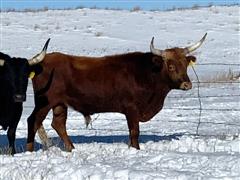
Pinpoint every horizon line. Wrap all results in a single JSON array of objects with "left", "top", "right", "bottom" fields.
[{"left": 0, "top": 3, "right": 239, "bottom": 12}]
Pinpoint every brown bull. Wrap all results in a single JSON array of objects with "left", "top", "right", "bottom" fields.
[{"left": 27, "top": 34, "right": 207, "bottom": 151}]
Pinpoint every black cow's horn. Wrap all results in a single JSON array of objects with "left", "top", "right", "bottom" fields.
[
  {"left": 184, "top": 33, "right": 207, "bottom": 54},
  {"left": 150, "top": 37, "right": 164, "bottom": 56},
  {"left": 28, "top": 38, "right": 50, "bottom": 65},
  {"left": 0, "top": 59, "right": 4, "bottom": 66}
]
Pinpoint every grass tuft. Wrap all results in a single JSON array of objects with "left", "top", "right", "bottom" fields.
[
  {"left": 130, "top": 6, "right": 141, "bottom": 12},
  {"left": 202, "top": 69, "right": 240, "bottom": 83}
]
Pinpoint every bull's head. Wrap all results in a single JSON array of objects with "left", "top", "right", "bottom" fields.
[
  {"left": 150, "top": 33, "right": 207, "bottom": 90},
  {"left": 0, "top": 39, "right": 50, "bottom": 102}
]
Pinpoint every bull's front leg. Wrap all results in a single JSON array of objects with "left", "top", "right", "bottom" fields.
[
  {"left": 125, "top": 110, "right": 140, "bottom": 149},
  {"left": 27, "top": 109, "right": 37, "bottom": 152},
  {"left": 27, "top": 105, "right": 51, "bottom": 152},
  {"left": 8, "top": 103, "right": 22, "bottom": 155},
  {"left": 7, "top": 126, "right": 17, "bottom": 155}
]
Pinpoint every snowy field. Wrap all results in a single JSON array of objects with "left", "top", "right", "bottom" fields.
[{"left": 0, "top": 6, "right": 240, "bottom": 179}]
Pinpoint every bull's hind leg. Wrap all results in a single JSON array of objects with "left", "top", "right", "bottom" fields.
[
  {"left": 27, "top": 105, "right": 51, "bottom": 152},
  {"left": 51, "top": 104, "right": 74, "bottom": 152}
]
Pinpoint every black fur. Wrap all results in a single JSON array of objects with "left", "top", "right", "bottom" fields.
[{"left": 0, "top": 52, "right": 50, "bottom": 154}]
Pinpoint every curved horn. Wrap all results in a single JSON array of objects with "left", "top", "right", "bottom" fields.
[
  {"left": 150, "top": 37, "right": 164, "bottom": 56},
  {"left": 28, "top": 38, "right": 50, "bottom": 65},
  {"left": 0, "top": 59, "right": 5, "bottom": 66},
  {"left": 184, "top": 33, "right": 207, "bottom": 54}
]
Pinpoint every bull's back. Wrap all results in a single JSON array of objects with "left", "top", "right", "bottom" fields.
[{"left": 34, "top": 52, "right": 136, "bottom": 113}]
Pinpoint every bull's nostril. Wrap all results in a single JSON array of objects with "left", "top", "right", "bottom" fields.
[
  {"left": 180, "top": 82, "right": 192, "bottom": 90},
  {"left": 14, "top": 94, "right": 26, "bottom": 102},
  {"left": 185, "top": 83, "right": 192, "bottom": 90},
  {"left": 15, "top": 95, "right": 22, "bottom": 98},
  {"left": 188, "top": 83, "right": 192, "bottom": 89}
]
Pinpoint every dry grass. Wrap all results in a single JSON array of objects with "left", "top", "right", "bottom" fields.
[
  {"left": 130, "top": 6, "right": 141, "bottom": 12},
  {"left": 202, "top": 69, "right": 240, "bottom": 83},
  {"left": 94, "top": 32, "right": 103, "bottom": 37},
  {"left": 0, "top": 4, "right": 239, "bottom": 13},
  {"left": 0, "top": 147, "right": 12, "bottom": 155},
  {"left": 33, "top": 24, "right": 40, "bottom": 31}
]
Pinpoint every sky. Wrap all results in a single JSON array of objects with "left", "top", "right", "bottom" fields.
[{"left": 1, "top": 0, "right": 239, "bottom": 11}]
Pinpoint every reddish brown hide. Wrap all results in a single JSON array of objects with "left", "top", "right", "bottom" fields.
[{"left": 27, "top": 34, "right": 206, "bottom": 151}]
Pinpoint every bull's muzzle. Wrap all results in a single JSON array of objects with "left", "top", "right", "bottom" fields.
[
  {"left": 180, "top": 82, "right": 192, "bottom": 90},
  {"left": 14, "top": 94, "right": 26, "bottom": 102}
]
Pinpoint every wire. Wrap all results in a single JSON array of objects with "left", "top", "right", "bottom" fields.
[
  {"left": 192, "top": 81, "right": 240, "bottom": 84},
  {"left": 197, "top": 63, "right": 240, "bottom": 66},
  {"left": 167, "top": 94, "right": 240, "bottom": 99},
  {"left": 163, "top": 107, "right": 240, "bottom": 111},
  {"left": 168, "top": 120, "right": 240, "bottom": 127},
  {"left": 191, "top": 66, "right": 202, "bottom": 135}
]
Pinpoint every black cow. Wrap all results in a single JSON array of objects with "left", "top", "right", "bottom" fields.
[{"left": 0, "top": 39, "right": 50, "bottom": 154}]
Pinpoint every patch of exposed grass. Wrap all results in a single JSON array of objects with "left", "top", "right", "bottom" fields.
[
  {"left": 130, "top": 6, "right": 141, "bottom": 12},
  {"left": 0, "top": 147, "right": 12, "bottom": 155},
  {"left": 95, "top": 32, "right": 103, "bottom": 37},
  {"left": 202, "top": 69, "right": 240, "bottom": 83}
]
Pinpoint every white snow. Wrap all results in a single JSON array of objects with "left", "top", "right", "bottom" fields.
[{"left": 0, "top": 6, "right": 240, "bottom": 179}]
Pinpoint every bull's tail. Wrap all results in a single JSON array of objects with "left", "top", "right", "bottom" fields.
[
  {"left": 37, "top": 125, "right": 52, "bottom": 148},
  {"left": 85, "top": 115, "right": 92, "bottom": 129}
]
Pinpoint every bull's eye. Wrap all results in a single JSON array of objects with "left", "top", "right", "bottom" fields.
[{"left": 168, "top": 64, "right": 176, "bottom": 72}]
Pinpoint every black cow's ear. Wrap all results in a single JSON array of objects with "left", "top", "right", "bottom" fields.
[
  {"left": 152, "top": 56, "right": 164, "bottom": 73},
  {"left": 152, "top": 56, "right": 163, "bottom": 67},
  {"left": 29, "top": 64, "right": 43, "bottom": 76}
]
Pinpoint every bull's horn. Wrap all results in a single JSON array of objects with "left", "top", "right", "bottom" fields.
[
  {"left": 0, "top": 59, "right": 5, "bottom": 66},
  {"left": 150, "top": 37, "right": 164, "bottom": 56},
  {"left": 28, "top": 38, "right": 50, "bottom": 65},
  {"left": 184, "top": 33, "right": 207, "bottom": 54}
]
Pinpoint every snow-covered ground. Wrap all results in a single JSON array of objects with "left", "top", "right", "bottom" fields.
[{"left": 0, "top": 6, "right": 240, "bottom": 179}]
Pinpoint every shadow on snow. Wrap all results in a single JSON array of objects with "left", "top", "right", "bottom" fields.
[
  {"left": 0, "top": 133, "right": 184, "bottom": 154},
  {"left": 0, "top": 135, "right": 43, "bottom": 154}
]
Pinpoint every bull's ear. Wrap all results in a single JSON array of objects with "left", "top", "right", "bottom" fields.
[
  {"left": 152, "top": 56, "right": 163, "bottom": 67},
  {"left": 152, "top": 56, "right": 164, "bottom": 73},
  {"left": 29, "top": 64, "right": 43, "bottom": 76},
  {"left": 186, "top": 56, "right": 196, "bottom": 66}
]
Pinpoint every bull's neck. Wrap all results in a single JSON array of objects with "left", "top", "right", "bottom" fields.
[
  {"left": 158, "top": 66, "right": 172, "bottom": 94},
  {"left": 140, "top": 81, "right": 171, "bottom": 122},
  {"left": 156, "top": 82, "right": 171, "bottom": 104}
]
